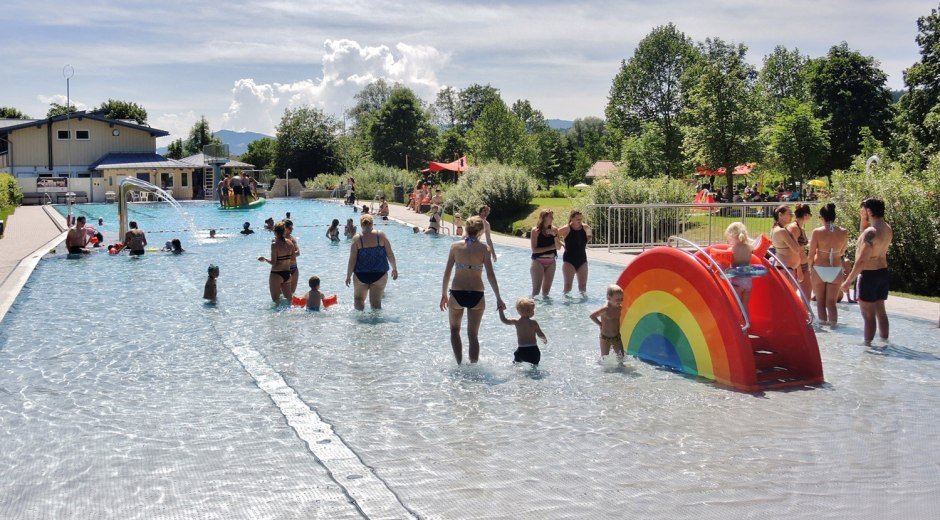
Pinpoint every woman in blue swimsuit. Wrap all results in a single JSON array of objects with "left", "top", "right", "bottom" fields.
[
  {"left": 345, "top": 214, "right": 398, "bottom": 310},
  {"left": 440, "top": 216, "right": 506, "bottom": 364},
  {"left": 257, "top": 222, "right": 296, "bottom": 303}
]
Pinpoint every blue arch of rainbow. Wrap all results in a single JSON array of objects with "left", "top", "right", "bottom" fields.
[{"left": 617, "top": 247, "right": 753, "bottom": 388}]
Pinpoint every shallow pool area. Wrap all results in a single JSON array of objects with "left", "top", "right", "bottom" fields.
[{"left": 1, "top": 199, "right": 938, "bottom": 519}]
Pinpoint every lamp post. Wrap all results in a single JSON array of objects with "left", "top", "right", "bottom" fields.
[
  {"left": 285, "top": 168, "right": 291, "bottom": 197},
  {"left": 63, "top": 65, "right": 74, "bottom": 179}
]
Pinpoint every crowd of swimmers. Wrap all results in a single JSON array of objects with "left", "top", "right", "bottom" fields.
[
  {"left": 217, "top": 173, "right": 259, "bottom": 207},
  {"left": 727, "top": 197, "right": 894, "bottom": 348}
]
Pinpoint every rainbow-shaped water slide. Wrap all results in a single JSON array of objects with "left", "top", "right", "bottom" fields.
[{"left": 616, "top": 244, "right": 824, "bottom": 392}]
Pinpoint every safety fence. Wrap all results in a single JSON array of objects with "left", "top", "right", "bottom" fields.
[{"left": 584, "top": 202, "right": 822, "bottom": 252}]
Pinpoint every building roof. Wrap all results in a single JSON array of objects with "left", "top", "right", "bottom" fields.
[
  {"left": 586, "top": 160, "right": 618, "bottom": 178},
  {"left": 89, "top": 153, "right": 193, "bottom": 170},
  {"left": 178, "top": 153, "right": 255, "bottom": 169},
  {"left": 0, "top": 112, "right": 169, "bottom": 137}
]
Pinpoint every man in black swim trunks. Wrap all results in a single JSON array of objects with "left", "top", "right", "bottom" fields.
[
  {"left": 65, "top": 216, "right": 90, "bottom": 255},
  {"left": 123, "top": 221, "right": 148, "bottom": 256},
  {"left": 842, "top": 198, "right": 893, "bottom": 347}
]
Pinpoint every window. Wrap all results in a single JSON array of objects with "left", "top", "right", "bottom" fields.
[
  {"left": 75, "top": 130, "right": 90, "bottom": 140},
  {"left": 57, "top": 130, "right": 70, "bottom": 140},
  {"left": 181, "top": 172, "right": 189, "bottom": 187},
  {"left": 160, "top": 172, "right": 174, "bottom": 188}
]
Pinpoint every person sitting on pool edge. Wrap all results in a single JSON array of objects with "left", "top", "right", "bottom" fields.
[
  {"left": 378, "top": 197, "right": 390, "bottom": 220},
  {"left": 499, "top": 297, "right": 548, "bottom": 366},
  {"left": 65, "top": 216, "right": 90, "bottom": 255}
]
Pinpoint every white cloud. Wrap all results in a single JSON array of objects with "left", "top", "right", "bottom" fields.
[
  {"left": 153, "top": 111, "right": 199, "bottom": 147},
  {"left": 36, "top": 94, "right": 88, "bottom": 111},
  {"left": 219, "top": 39, "right": 448, "bottom": 135}
]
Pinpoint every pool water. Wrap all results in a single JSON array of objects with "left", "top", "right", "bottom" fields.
[{"left": 0, "top": 199, "right": 938, "bottom": 519}]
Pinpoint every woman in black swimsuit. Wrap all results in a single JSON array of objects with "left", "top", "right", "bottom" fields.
[
  {"left": 529, "top": 209, "right": 560, "bottom": 297},
  {"left": 284, "top": 219, "right": 301, "bottom": 296},
  {"left": 345, "top": 214, "right": 399, "bottom": 310},
  {"left": 558, "top": 209, "right": 593, "bottom": 295},
  {"left": 441, "top": 216, "right": 506, "bottom": 363},
  {"left": 258, "top": 222, "right": 295, "bottom": 303},
  {"left": 787, "top": 203, "right": 813, "bottom": 301}
]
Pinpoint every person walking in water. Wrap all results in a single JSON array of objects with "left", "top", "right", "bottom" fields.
[
  {"left": 346, "top": 214, "right": 398, "bottom": 310},
  {"left": 478, "top": 205, "right": 497, "bottom": 262},
  {"left": 558, "top": 209, "right": 592, "bottom": 295},
  {"left": 842, "top": 198, "right": 893, "bottom": 347},
  {"left": 258, "top": 222, "right": 295, "bottom": 303},
  {"left": 124, "top": 221, "right": 148, "bottom": 256},
  {"left": 809, "top": 203, "right": 848, "bottom": 327},
  {"left": 66, "top": 216, "right": 90, "bottom": 255},
  {"left": 440, "top": 216, "right": 506, "bottom": 364}
]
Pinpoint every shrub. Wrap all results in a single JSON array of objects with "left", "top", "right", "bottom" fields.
[
  {"left": 579, "top": 169, "right": 693, "bottom": 246},
  {"left": 445, "top": 162, "right": 536, "bottom": 216},
  {"left": 346, "top": 162, "right": 418, "bottom": 201},
  {"left": 0, "top": 173, "right": 23, "bottom": 222},
  {"left": 535, "top": 185, "right": 579, "bottom": 198},
  {"left": 304, "top": 174, "right": 344, "bottom": 190},
  {"left": 828, "top": 162, "right": 940, "bottom": 296}
]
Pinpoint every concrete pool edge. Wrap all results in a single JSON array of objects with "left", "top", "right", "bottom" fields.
[{"left": 0, "top": 206, "right": 68, "bottom": 323}]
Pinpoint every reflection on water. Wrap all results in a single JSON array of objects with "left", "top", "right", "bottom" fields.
[{"left": 0, "top": 200, "right": 937, "bottom": 519}]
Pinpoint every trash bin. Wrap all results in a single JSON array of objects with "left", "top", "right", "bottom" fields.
[{"left": 393, "top": 185, "right": 404, "bottom": 203}]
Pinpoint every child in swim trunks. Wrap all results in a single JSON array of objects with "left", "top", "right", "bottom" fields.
[
  {"left": 304, "top": 276, "right": 324, "bottom": 311},
  {"left": 204, "top": 264, "right": 219, "bottom": 302},
  {"left": 590, "top": 285, "right": 625, "bottom": 360},
  {"left": 499, "top": 297, "right": 547, "bottom": 366},
  {"left": 725, "top": 222, "right": 756, "bottom": 310}
]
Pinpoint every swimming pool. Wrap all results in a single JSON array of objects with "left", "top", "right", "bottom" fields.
[{"left": 0, "top": 199, "right": 938, "bottom": 519}]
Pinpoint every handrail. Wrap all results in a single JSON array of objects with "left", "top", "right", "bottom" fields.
[
  {"left": 43, "top": 192, "right": 53, "bottom": 205},
  {"left": 667, "top": 235, "right": 751, "bottom": 333},
  {"left": 764, "top": 250, "right": 817, "bottom": 327}
]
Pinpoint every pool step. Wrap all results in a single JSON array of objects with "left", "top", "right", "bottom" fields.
[{"left": 753, "top": 350, "right": 784, "bottom": 369}]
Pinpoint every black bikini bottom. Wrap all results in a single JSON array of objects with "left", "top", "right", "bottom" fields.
[
  {"left": 355, "top": 272, "right": 386, "bottom": 285},
  {"left": 271, "top": 270, "right": 291, "bottom": 283},
  {"left": 450, "top": 290, "right": 484, "bottom": 309}
]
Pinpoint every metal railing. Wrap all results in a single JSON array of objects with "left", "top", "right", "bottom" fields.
[
  {"left": 668, "top": 236, "right": 751, "bottom": 332},
  {"left": 584, "top": 202, "right": 822, "bottom": 252}
]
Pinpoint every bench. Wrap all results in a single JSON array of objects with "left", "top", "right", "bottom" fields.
[
  {"left": 56, "top": 191, "right": 88, "bottom": 203},
  {"left": 21, "top": 192, "right": 49, "bottom": 205}
]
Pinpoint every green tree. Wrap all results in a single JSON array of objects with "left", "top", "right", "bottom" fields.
[
  {"left": 165, "top": 138, "right": 185, "bottom": 159},
  {"left": 682, "top": 38, "right": 764, "bottom": 198},
  {"left": 46, "top": 103, "right": 77, "bottom": 118},
  {"left": 274, "top": 106, "right": 341, "bottom": 182},
  {"left": 511, "top": 99, "right": 549, "bottom": 133},
  {"left": 466, "top": 100, "right": 526, "bottom": 164},
  {"left": 606, "top": 23, "right": 699, "bottom": 176},
  {"left": 0, "top": 107, "right": 30, "bottom": 119},
  {"left": 457, "top": 83, "right": 502, "bottom": 132},
  {"left": 369, "top": 87, "right": 439, "bottom": 169},
  {"left": 566, "top": 117, "right": 606, "bottom": 149},
  {"left": 898, "top": 6, "right": 940, "bottom": 162},
  {"left": 437, "top": 127, "right": 468, "bottom": 161},
  {"left": 520, "top": 127, "right": 572, "bottom": 185},
  {"left": 240, "top": 137, "right": 277, "bottom": 170},
  {"left": 336, "top": 134, "right": 369, "bottom": 173},
  {"left": 765, "top": 98, "right": 829, "bottom": 189},
  {"left": 347, "top": 79, "right": 394, "bottom": 134},
  {"left": 184, "top": 116, "right": 222, "bottom": 156},
  {"left": 758, "top": 46, "right": 810, "bottom": 115},
  {"left": 805, "top": 42, "right": 893, "bottom": 172},
  {"left": 433, "top": 86, "right": 460, "bottom": 129},
  {"left": 620, "top": 123, "right": 670, "bottom": 178},
  {"left": 93, "top": 99, "right": 148, "bottom": 124}
]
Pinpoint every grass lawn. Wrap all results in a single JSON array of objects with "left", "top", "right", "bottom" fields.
[
  {"left": 889, "top": 291, "right": 940, "bottom": 304},
  {"left": 489, "top": 197, "right": 578, "bottom": 235},
  {"left": 0, "top": 205, "right": 15, "bottom": 237},
  {"left": 679, "top": 213, "right": 776, "bottom": 244}
]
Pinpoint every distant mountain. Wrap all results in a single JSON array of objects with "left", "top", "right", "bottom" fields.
[
  {"left": 158, "top": 129, "right": 273, "bottom": 156},
  {"left": 890, "top": 89, "right": 904, "bottom": 104},
  {"left": 547, "top": 119, "right": 573, "bottom": 131}
]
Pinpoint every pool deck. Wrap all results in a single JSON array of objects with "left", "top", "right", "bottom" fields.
[
  {"left": 0, "top": 205, "right": 68, "bottom": 322},
  {"left": 0, "top": 199, "right": 936, "bottom": 326}
]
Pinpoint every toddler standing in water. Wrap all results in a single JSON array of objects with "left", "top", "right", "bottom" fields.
[
  {"left": 724, "top": 222, "right": 756, "bottom": 310},
  {"left": 304, "top": 276, "right": 324, "bottom": 311},
  {"left": 204, "top": 264, "right": 219, "bottom": 302},
  {"left": 499, "top": 297, "right": 547, "bottom": 366},
  {"left": 590, "top": 285, "right": 625, "bottom": 360}
]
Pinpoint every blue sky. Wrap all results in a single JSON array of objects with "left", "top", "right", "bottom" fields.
[{"left": 2, "top": 0, "right": 934, "bottom": 145}]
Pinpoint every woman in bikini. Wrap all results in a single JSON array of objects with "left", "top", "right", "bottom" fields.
[
  {"left": 440, "top": 216, "right": 506, "bottom": 364},
  {"left": 770, "top": 205, "right": 805, "bottom": 293},
  {"left": 787, "top": 203, "right": 814, "bottom": 301},
  {"left": 529, "top": 209, "right": 561, "bottom": 297},
  {"left": 425, "top": 205, "right": 441, "bottom": 234},
  {"left": 345, "top": 214, "right": 398, "bottom": 310},
  {"left": 808, "top": 203, "right": 848, "bottom": 326},
  {"left": 258, "top": 222, "right": 295, "bottom": 303},
  {"left": 558, "top": 209, "right": 593, "bottom": 296},
  {"left": 284, "top": 219, "right": 301, "bottom": 296}
]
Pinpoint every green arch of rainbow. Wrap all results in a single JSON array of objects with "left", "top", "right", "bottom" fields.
[{"left": 618, "top": 253, "right": 746, "bottom": 386}]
